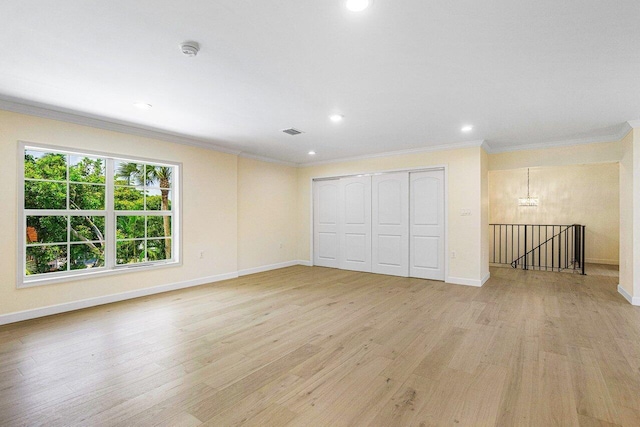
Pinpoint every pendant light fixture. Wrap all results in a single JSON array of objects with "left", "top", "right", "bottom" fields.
[{"left": 518, "top": 168, "right": 539, "bottom": 207}]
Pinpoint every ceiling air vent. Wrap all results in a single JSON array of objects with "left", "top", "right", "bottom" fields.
[{"left": 282, "top": 128, "right": 303, "bottom": 136}]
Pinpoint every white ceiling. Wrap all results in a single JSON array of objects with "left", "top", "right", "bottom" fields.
[{"left": 1, "top": 0, "right": 639, "bottom": 164}]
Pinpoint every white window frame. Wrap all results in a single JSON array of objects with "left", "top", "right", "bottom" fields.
[{"left": 17, "top": 141, "right": 182, "bottom": 288}]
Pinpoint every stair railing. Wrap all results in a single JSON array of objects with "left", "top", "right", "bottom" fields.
[{"left": 489, "top": 224, "right": 586, "bottom": 274}]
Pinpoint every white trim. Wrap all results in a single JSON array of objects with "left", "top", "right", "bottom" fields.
[
  {"left": 485, "top": 125, "right": 632, "bottom": 154},
  {"left": 0, "top": 96, "right": 241, "bottom": 156},
  {"left": 19, "top": 261, "right": 182, "bottom": 288},
  {"left": 238, "top": 260, "right": 300, "bottom": 276},
  {"left": 238, "top": 152, "right": 298, "bottom": 168},
  {"left": 309, "top": 176, "right": 315, "bottom": 268},
  {"left": 310, "top": 164, "right": 447, "bottom": 182},
  {"left": 446, "top": 276, "right": 484, "bottom": 287},
  {"left": 480, "top": 140, "right": 492, "bottom": 153},
  {"left": 585, "top": 258, "right": 619, "bottom": 266},
  {"left": 5, "top": 96, "right": 634, "bottom": 165},
  {"left": 0, "top": 272, "right": 238, "bottom": 326},
  {"left": 627, "top": 120, "right": 640, "bottom": 129},
  {"left": 617, "top": 284, "right": 639, "bottom": 306},
  {"left": 297, "top": 260, "right": 312, "bottom": 267},
  {"left": 2, "top": 96, "right": 635, "bottom": 165},
  {"left": 481, "top": 272, "right": 490, "bottom": 286},
  {"left": 301, "top": 141, "right": 484, "bottom": 167},
  {"left": 443, "top": 167, "right": 450, "bottom": 284},
  {"left": 18, "top": 141, "right": 183, "bottom": 288}
]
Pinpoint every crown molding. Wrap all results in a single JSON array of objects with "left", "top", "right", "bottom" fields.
[
  {"left": 627, "top": 119, "right": 640, "bottom": 129},
  {"left": 2, "top": 95, "right": 635, "bottom": 165},
  {"left": 238, "top": 152, "right": 298, "bottom": 167},
  {"left": 0, "top": 96, "right": 242, "bottom": 156},
  {"left": 487, "top": 124, "right": 632, "bottom": 154},
  {"left": 300, "top": 139, "right": 485, "bottom": 167},
  {"left": 480, "top": 140, "right": 493, "bottom": 153}
]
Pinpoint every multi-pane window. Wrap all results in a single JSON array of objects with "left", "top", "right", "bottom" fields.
[
  {"left": 114, "top": 162, "right": 173, "bottom": 265},
  {"left": 21, "top": 144, "right": 179, "bottom": 286}
]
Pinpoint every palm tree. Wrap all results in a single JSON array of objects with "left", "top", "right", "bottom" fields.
[{"left": 117, "top": 163, "right": 172, "bottom": 259}]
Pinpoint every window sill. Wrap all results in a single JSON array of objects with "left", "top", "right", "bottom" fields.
[{"left": 18, "top": 260, "right": 182, "bottom": 289}]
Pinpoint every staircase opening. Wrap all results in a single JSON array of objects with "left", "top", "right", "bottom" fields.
[
  {"left": 488, "top": 164, "right": 620, "bottom": 277},
  {"left": 489, "top": 224, "right": 586, "bottom": 274}
]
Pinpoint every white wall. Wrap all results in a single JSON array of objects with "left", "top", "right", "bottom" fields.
[{"left": 489, "top": 163, "right": 620, "bottom": 265}]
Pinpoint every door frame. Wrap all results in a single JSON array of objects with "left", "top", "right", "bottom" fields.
[{"left": 310, "top": 165, "right": 449, "bottom": 282}]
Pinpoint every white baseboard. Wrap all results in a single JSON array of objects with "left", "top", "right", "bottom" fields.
[
  {"left": 481, "top": 272, "right": 491, "bottom": 286},
  {"left": 618, "top": 285, "right": 640, "bottom": 306},
  {"left": 0, "top": 261, "right": 315, "bottom": 326},
  {"left": 297, "top": 260, "right": 312, "bottom": 267},
  {"left": 586, "top": 258, "right": 619, "bottom": 265},
  {"left": 446, "top": 276, "right": 484, "bottom": 287},
  {"left": 0, "top": 272, "right": 238, "bottom": 326},
  {"left": 238, "top": 260, "right": 300, "bottom": 276}
]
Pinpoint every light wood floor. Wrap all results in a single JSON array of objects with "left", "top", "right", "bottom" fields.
[{"left": 1, "top": 266, "right": 639, "bottom": 426}]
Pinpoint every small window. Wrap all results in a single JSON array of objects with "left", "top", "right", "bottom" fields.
[{"left": 20, "top": 143, "right": 180, "bottom": 286}]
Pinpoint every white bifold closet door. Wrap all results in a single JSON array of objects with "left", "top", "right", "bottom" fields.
[
  {"left": 339, "top": 176, "right": 372, "bottom": 272},
  {"left": 410, "top": 170, "right": 445, "bottom": 280},
  {"left": 313, "top": 179, "right": 340, "bottom": 268},
  {"left": 372, "top": 172, "right": 409, "bottom": 276}
]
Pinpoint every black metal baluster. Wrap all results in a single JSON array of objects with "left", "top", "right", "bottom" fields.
[
  {"left": 524, "top": 225, "right": 528, "bottom": 270},
  {"left": 565, "top": 227, "right": 568, "bottom": 269},
  {"left": 538, "top": 226, "right": 541, "bottom": 269},
  {"left": 551, "top": 227, "right": 555, "bottom": 271},
  {"left": 545, "top": 226, "right": 548, "bottom": 270},
  {"left": 492, "top": 225, "right": 495, "bottom": 263},
  {"left": 580, "top": 225, "right": 586, "bottom": 276},
  {"left": 511, "top": 225, "right": 514, "bottom": 265},
  {"left": 557, "top": 226, "right": 561, "bottom": 271}
]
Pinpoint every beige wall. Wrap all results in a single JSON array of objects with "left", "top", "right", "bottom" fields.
[
  {"left": 297, "top": 147, "right": 485, "bottom": 285},
  {"left": 3, "top": 107, "right": 636, "bottom": 317},
  {"left": 237, "top": 157, "right": 298, "bottom": 271},
  {"left": 489, "top": 163, "right": 620, "bottom": 264},
  {"left": 0, "top": 109, "right": 240, "bottom": 315}
]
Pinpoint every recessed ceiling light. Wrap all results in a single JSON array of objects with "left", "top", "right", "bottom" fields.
[
  {"left": 346, "top": 0, "right": 371, "bottom": 12},
  {"left": 308, "top": 151, "right": 316, "bottom": 155},
  {"left": 133, "top": 102, "right": 152, "bottom": 110},
  {"left": 329, "top": 114, "right": 344, "bottom": 122},
  {"left": 461, "top": 125, "right": 474, "bottom": 132}
]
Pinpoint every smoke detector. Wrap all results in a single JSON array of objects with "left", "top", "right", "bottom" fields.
[{"left": 180, "top": 41, "right": 200, "bottom": 57}]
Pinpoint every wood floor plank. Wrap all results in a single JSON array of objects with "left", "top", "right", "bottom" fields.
[{"left": 0, "top": 265, "right": 638, "bottom": 426}]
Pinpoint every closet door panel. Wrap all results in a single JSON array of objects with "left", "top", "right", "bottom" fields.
[
  {"left": 313, "top": 180, "right": 340, "bottom": 268},
  {"left": 410, "top": 170, "right": 445, "bottom": 280},
  {"left": 339, "top": 176, "right": 372, "bottom": 272},
  {"left": 372, "top": 172, "right": 409, "bottom": 277}
]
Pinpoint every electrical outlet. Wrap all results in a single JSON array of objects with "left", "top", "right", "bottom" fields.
[
  {"left": 451, "top": 251, "right": 456, "bottom": 259},
  {"left": 279, "top": 242, "right": 283, "bottom": 249},
  {"left": 460, "top": 209, "right": 472, "bottom": 216},
  {"left": 199, "top": 250, "right": 205, "bottom": 259}
]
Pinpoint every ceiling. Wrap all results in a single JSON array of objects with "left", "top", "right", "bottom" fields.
[{"left": 1, "top": 0, "right": 639, "bottom": 165}]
